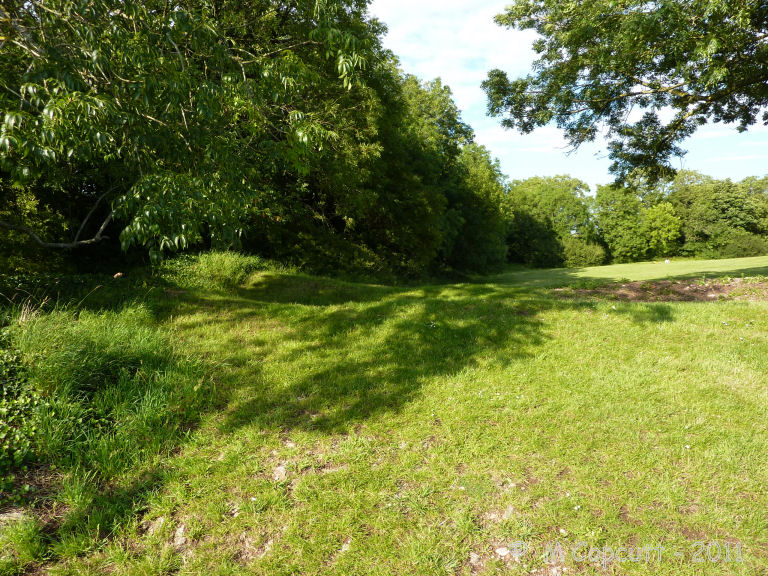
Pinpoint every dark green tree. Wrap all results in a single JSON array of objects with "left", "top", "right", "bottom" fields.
[
  {"left": 508, "top": 176, "right": 596, "bottom": 240},
  {"left": 0, "top": 0, "right": 371, "bottom": 259},
  {"left": 442, "top": 144, "right": 508, "bottom": 272},
  {"left": 667, "top": 171, "right": 767, "bottom": 256},
  {"left": 503, "top": 176, "right": 604, "bottom": 268},
  {"left": 594, "top": 185, "right": 649, "bottom": 262}
]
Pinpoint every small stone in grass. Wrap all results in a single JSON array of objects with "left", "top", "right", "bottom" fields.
[
  {"left": 495, "top": 547, "right": 510, "bottom": 558},
  {"left": 173, "top": 524, "right": 187, "bottom": 549},
  {"left": 273, "top": 465, "right": 288, "bottom": 481},
  {"left": 146, "top": 515, "right": 165, "bottom": 536},
  {"left": 0, "top": 510, "right": 27, "bottom": 524}
]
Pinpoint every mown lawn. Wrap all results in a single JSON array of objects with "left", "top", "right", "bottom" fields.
[
  {"left": 489, "top": 254, "right": 768, "bottom": 287},
  {"left": 2, "top": 254, "right": 768, "bottom": 575}
]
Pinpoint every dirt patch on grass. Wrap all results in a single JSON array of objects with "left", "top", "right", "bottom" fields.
[
  {"left": 1, "top": 464, "right": 65, "bottom": 533},
  {"left": 618, "top": 505, "right": 642, "bottom": 526},
  {"left": 555, "top": 277, "right": 768, "bottom": 302},
  {"left": 681, "top": 526, "right": 707, "bottom": 541}
]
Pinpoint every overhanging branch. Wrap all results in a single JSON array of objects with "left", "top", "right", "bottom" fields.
[{"left": 0, "top": 211, "right": 113, "bottom": 249}]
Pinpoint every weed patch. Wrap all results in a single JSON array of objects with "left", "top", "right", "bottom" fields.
[{"left": 0, "top": 302, "right": 211, "bottom": 571}]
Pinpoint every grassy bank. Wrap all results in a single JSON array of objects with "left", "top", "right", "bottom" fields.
[{"left": 1, "top": 253, "right": 767, "bottom": 575}]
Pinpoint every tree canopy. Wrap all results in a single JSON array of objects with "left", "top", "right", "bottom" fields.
[
  {"left": 483, "top": 0, "right": 768, "bottom": 182},
  {"left": 2, "top": 1, "right": 767, "bottom": 276},
  {"left": 1, "top": 0, "right": 516, "bottom": 276},
  {"left": 0, "top": 0, "right": 372, "bottom": 259}
]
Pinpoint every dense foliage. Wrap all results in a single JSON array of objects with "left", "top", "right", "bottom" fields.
[
  {"left": 1, "top": 1, "right": 766, "bottom": 276},
  {"left": 0, "top": 0, "right": 513, "bottom": 276},
  {"left": 1, "top": 0, "right": 375, "bottom": 257},
  {"left": 242, "top": 72, "right": 510, "bottom": 276},
  {"left": 594, "top": 172, "right": 768, "bottom": 263},
  {"left": 506, "top": 172, "right": 768, "bottom": 267},
  {"left": 0, "top": 319, "right": 41, "bottom": 482},
  {"left": 484, "top": 0, "right": 768, "bottom": 182},
  {"left": 504, "top": 176, "right": 605, "bottom": 268}
]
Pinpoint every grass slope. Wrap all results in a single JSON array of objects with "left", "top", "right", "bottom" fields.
[{"left": 2, "top": 254, "right": 767, "bottom": 575}]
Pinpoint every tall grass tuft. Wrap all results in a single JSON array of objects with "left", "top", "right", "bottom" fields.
[
  {"left": 160, "top": 251, "right": 279, "bottom": 292},
  {"left": 0, "top": 300, "right": 210, "bottom": 570},
  {"left": 0, "top": 252, "right": 283, "bottom": 570},
  {"left": 0, "top": 515, "right": 46, "bottom": 573}
]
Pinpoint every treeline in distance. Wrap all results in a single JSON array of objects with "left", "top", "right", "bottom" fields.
[{"left": 1, "top": 1, "right": 766, "bottom": 277}]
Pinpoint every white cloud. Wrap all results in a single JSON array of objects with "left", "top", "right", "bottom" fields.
[
  {"left": 695, "top": 121, "right": 768, "bottom": 140},
  {"left": 369, "top": 0, "right": 537, "bottom": 110}
]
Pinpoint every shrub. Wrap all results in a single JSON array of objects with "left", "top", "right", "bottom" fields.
[
  {"left": 561, "top": 236, "right": 607, "bottom": 268},
  {"left": 160, "top": 251, "right": 274, "bottom": 291},
  {"left": 720, "top": 230, "right": 768, "bottom": 259}
]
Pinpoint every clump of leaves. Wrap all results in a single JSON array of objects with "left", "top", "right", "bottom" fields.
[{"left": 0, "top": 318, "right": 44, "bottom": 498}]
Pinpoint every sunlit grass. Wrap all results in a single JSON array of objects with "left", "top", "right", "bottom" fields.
[
  {"left": 490, "top": 254, "right": 768, "bottom": 287},
  {"left": 2, "top": 253, "right": 767, "bottom": 575}
]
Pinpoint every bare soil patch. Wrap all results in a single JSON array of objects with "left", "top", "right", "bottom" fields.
[{"left": 555, "top": 277, "right": 768, "bottom": 302}]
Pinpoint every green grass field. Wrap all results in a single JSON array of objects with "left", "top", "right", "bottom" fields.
[
  {"left": 489, "top": 255, "right": 768, "bottom": 287},
  {"left": 2, "top": 254, "right": 768, "bottom": 575}
]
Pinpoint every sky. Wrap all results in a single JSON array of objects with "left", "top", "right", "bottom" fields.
[{"left": 367, "top": 0, "right": 768, "bottom": 192}]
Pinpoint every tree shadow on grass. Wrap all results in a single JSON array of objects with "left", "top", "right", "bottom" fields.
[
  {"left": 613, "top": 302, "right": 675, "bottom": 324},
  {"left": 164, "top": 273, "right": 627, "bottom": 435},
  {"left": 53, "top": 467, "right": 167, "bottom": 541},
  {"left": 2, "top": 267, "right": 685, "bottom": 570}
]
